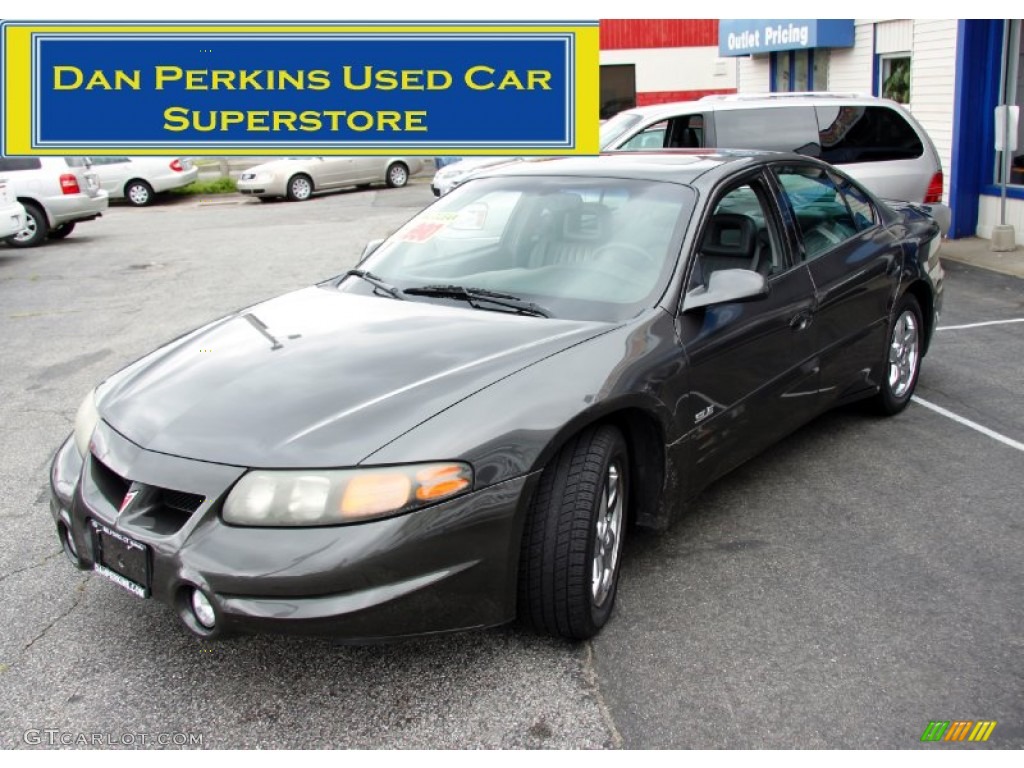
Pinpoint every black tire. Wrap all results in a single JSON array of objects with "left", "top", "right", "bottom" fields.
[
  {"left": 124, "top": 179, "right": 154, "bottom": 207},
  {"left": 48, "top": 222, "right": 76, "bottom": 240},
  {"left": 4, "top": 201, "right": 48, "bottom": 248},
  {"left": 872, "top": 293, "right": 923, "bottom": 415},
  {"left": 286, "top": 174, "right": 313, "bottom": 202},
  {"left": 385, "top": 162, "right": 409, "bottom": 189},
  {"left": 518, "top": 424, "right": 629, "bottom": 640}
]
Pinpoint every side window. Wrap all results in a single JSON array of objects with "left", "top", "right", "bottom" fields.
[
  {"left": 714, "top": 107, "right": 820, "bottom": 156},
  {"left": 0, "top": 158, "right": 42, "bottom": 172},
  {"left": 665, "top": 115, "right": 704, "bottom": 148},
  {"left": 830, "top": 172, "right": 878, "bottom": 231},
  {"left": 815, "top": 105, "right": 924, "bottom": 163},
  {"left": 689, "top": 179, "right": 783, "bottom": 290},
  {"left": 619, "top": 121, "right": 667, "bottom": 150},
  {"left": 775, "top": 167, "right": 859, "bottom": 262}
]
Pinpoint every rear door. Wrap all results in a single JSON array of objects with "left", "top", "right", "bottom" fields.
[
  {"left": 86, "top": 156, "right": 131, "bottom": 196},
  {"left": 676, "top": 169, "right": 819, "bottom": 484},
  {"left": 769, "top": 163, "right": 901, "bottom": 404},
  {"left": 712, "top": 106, "right": 820, "bottom": 155}
]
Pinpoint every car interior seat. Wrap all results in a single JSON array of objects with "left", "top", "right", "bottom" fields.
[
  {"left": 526, "top": 197, "right": 610, "bottom": 268},
  {"left": 697, "top": 213, "right": 758, "bottom": 282}
]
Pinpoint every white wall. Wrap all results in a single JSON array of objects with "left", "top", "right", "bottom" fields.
[
  {"left": 599, "top": 46, "right": 736, "bottom": 93},
  {"left": 977, "top": 197, "right": 1024, "bottom": 245},
  {"left": 736, "top": 53, "right": 770, "bottom": 92}
]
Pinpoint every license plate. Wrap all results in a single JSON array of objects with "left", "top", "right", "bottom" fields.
[{"left": 90, "top": 520, "right": 150, "bottom": 598}]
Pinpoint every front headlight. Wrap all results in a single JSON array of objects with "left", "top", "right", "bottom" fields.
[
  {"left": 222, "top": 462, "right": 473, "bottom": 526},
  {"left": 73, "top": 389, "right": 100, "bottom": 457}
]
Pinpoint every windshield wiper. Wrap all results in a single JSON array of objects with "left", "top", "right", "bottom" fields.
[
  {"left": 343, "top": 269, "right": 404, "bottom": 300},
  {"left": 404, "top": 284, "right": 550, "bottom": 318}
]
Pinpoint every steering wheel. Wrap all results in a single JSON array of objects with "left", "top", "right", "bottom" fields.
[{"left": 592, "top": 242, "right": 658, "bottom": 269}]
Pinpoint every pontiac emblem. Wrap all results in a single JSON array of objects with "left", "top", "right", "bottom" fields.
[{"left": 119, "top": 490, "right": 138, "bottom": 514}]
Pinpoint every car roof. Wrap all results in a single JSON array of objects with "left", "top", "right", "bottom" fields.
[
  {"left": 478, "top": 149, "right": 813, "bottom": 186},
  {"left": 617, "top": 92, "right": 900, "bottom": 121}
]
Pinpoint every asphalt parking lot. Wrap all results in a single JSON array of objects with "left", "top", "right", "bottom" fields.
[{"left": 1, "top": 184, "right": 1021, "bottom": 749}]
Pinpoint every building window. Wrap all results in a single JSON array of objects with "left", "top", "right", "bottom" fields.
[
  {"left": 600, "top": 64, "right": 636, "bottom": 120},
  {"left": 998, "top": 19, "right": 1023, "bottom": 186},
  {"left": 879, "top": 55, "right": 911, "bottom": 104},
  {"left": 771, "top": 50, "right": 826, "bottom": 92}
]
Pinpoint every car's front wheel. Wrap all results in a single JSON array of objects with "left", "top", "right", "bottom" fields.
[
  {"left": 518, "top": 424, "right": 628, "bottom": 640},
  {"left": 286, "top": 174, "right": 313, "bottom": 202},
  {"left": 4, "top": 201, "right": 49, "bottom": 248},
  {"left": 125, "top": 179, "right": 154, "bottom": 206},
  {"left": 385, "top": 162, "right": 409, "bottom": 188},
  {"left": 872, "top": 293, "right": 923, "bottom": 415}
]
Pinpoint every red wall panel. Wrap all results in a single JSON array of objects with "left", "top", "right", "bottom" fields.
[
  {"left": 635, "top": 88, "right": 735, "bottom": 106},
  {"left": 600, "top": 19, "right": 719, "bottom": 50}
]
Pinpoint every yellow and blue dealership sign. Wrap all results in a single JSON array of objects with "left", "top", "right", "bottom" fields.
[{"left": 1, "top": 22, "right": 599, "bottom": 155}]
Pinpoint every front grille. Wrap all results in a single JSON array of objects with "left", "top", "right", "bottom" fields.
[
  {"left": 87, "top": 457, "right": 205, "bottom": 536},
  {"left": 160, "top": 489, "right": 205, "bottom": 515},
  {"left": 91, "top": 456, "right": 131, "bottom": 508}
]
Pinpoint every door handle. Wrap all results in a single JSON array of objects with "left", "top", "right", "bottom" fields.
[{"left": 789, "top": 311, "right": 812, "bottom": 331}]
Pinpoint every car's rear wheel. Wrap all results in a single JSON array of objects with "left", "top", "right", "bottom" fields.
[
  {"left": 385, "top": 162, "right": 409, "bottom": 188},
  {"left": 4, "top": 201, "right": 48, "bottom": 248},
  {"left": 286, "top": 174, "right": 313, "bottom": 201},
  {"left": 872, "top": 293, "right": 923, "bottom": 415},
  {"left": 518, "top": 424, "right": 628, "bottom": 640},
  {"left": 48, "top": 222, "right": 76, "bottom": 240},
  {"left": 125, "top": 179, "right": 154, "bottom": 207}
]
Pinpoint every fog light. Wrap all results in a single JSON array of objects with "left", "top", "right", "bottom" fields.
[{"left": 191, "top": 589, "right": 216, "bottom": 629}]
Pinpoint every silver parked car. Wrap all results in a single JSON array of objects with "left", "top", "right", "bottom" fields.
[
  {"left": 0, "top": 157, "right": 108, "bottom": 248},
  {"left": 237, "top": 156, "right": 424, "bottom": 201},
  {"left": 0, "top": 177, "right": 27, "bottom": 240},
  {"left": 84, "top": 156, "right": 198, "bottom": 206}
]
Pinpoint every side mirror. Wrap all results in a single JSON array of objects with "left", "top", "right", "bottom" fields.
[
  {"left": 682, "top": 269, "right": 769, "bottom": 312},
  {"left": 360, "top": 238, "right": 385, "bottom": 261}
]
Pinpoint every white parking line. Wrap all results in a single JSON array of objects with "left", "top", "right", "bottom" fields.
[
  {"left": 937, "top": 318, "right": 1024, "bottom": 331},
  {"left": 911, "top": 396, "right": 1024, "bottom": 453}
]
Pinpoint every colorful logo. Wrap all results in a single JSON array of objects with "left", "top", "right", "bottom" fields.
[{"left": 921, "top": 721, "right": 997, "bottom": 742}]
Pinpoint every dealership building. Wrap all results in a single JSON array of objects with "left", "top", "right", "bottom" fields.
[{"left": 600, "top": 19, "right": 1024, "bottom": 244}]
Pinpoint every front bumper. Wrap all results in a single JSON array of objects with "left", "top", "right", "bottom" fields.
[
  {"left": 50, "top": 421, "right": 532, "bottom": 640},
  {"left": 236, "top": 177, "right": 286, "bottom": 197}
]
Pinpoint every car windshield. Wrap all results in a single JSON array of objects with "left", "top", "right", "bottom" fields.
[
  {"left": 344, "top": 175, "right": 695, "bottom": 322},
  {"left": 599, "top": 112, "right": 644, "bottom": 148}
]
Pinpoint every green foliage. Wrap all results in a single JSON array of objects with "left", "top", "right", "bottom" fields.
[
  {"left": 168, "top": 177, "right": 238, "bottom": 195},
  {"left": 883, "top": 58, "right": 911, "bottom": 104}
]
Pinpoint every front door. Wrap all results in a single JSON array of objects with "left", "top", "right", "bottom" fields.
[{"left": 676, "top": 172, "right": 820, "bottom": 485}]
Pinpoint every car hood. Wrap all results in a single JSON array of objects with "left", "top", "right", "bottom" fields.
[{"left": 97, "top": 287, "right": 610, "bottom": 468}]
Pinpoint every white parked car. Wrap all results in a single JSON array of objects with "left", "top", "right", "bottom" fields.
[
  {"left": 81, "top": 156, "right": 198, "bottom": 206},
  {"left": 0, "top": 157, "right": 108, "bottom": 248},
  {"left": 431, "top": 157, "right": 523, "bottom": 197},
  {"left": 0, "top": 177, "right": 27, "bottom": 240},
  {"left": 237, "top": 156, "right": 423, "bottom": 201}
]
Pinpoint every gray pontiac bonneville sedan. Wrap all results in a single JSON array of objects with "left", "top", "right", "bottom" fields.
[{"left": 51, "top": 151, "right": 943, "bottom": 641}]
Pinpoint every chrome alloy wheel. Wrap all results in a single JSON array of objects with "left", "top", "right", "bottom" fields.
[
  {"left": 592, "top": 461, "right": 624, "bottom": 608},
  {"left": 888, "top": 309, "right": 919, "bottom": 398},
  {"left": 11, "top": 212, "right": 38, "bottom": 243},
  {"left": 388, "top": 164, "right": 409, "bottom": 187},
  {"left": 290, "top": 176, "right": 312, "bottom": 200}
]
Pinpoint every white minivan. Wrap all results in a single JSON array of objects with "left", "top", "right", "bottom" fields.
[
  {"left": 436, "top": 93, "right": 949, "bottom": 230},
  {"left": 602, "top": 93, "right": 947, "bottom": 213}
]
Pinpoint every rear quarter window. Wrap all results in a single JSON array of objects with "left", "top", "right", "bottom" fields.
[
  {"left": 816, "top": 105, "right": 924, "bottom": 163},
  {"left": 0, "top": 158, "right": 42, "bottom": 172}
]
